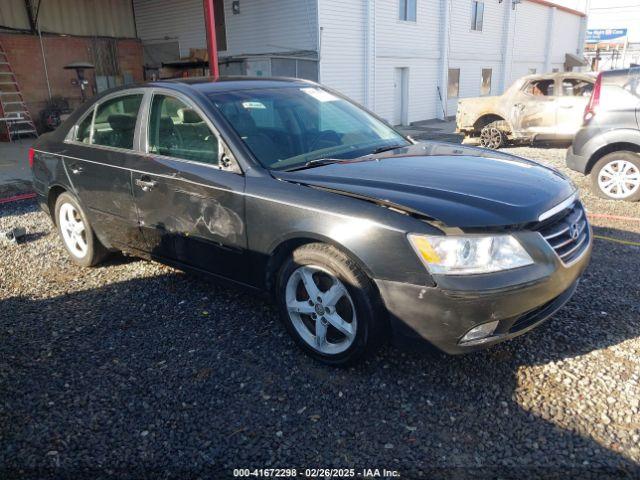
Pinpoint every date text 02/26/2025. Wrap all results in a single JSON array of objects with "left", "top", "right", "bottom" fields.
[{"left": 233, "top": 468, "right": 401, "bottom": 478}]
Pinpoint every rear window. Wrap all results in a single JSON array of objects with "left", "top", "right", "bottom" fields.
[
  {"left": 92, "top": 95, "right": 143, "bottom": 149},
  {"left": 600, "top": 70, "right": 640, "bottom": 109},
  {"left": 73, "top": 94, "right": 143, "bottom": 149}
]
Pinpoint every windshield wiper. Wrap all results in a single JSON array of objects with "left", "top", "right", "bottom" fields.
[
  {"left": 281, "top": 158, "right": 343, "bottom": 172},
  {"left": 371, "top": 144, "right": 409, "bottom": 155}
]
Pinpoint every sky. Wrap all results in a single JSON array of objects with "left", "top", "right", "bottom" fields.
[{"left": 552, "top": 0, "right": 640, "bottom": 42}]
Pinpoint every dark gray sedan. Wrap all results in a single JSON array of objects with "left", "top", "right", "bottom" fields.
[{"left": 31, "top": 78, "right": 592, "bottom": 365}]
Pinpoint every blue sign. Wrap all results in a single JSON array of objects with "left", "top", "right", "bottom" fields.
[{"left": 587, "top": 29, "right": 628, "bottom": 44}]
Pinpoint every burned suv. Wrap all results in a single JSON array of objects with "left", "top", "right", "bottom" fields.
[{"left": 457, "top": 72, "right": 595, "bottom": 149}]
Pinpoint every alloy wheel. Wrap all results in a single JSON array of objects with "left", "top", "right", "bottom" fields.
[
  {"left": 285, "top": 265, "right": 357, "bottom": 355},
  {"left": 59, "top": 202, "right": 88, "bottom": 258},
  {"left": 480, "top": 126, "right": 504, "bottom": 149},
  {"left": 598, "top": 160, "right": 640, "bottom": 199}
]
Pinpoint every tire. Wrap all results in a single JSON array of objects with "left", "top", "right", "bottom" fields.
[
  {"left": 480, "top": 121, "right": 510, "bottom": 150},
  {"left": 54, "top": 192, "right": 109, "bottom": 267},
  {"left": 276, "top": 243, "right": 387, "bottom": 366},
  {"left": 590, "top": 151, "right": 640, "bottom": 202}
]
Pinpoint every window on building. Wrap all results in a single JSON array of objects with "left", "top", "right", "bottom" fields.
[
  {"left": 270, "top": 58, "right": 319, "bottom": 82},
  {"left": 528, "top": 68, "right": 537, "bottom": 75},
  {"left": 271, "top": 58, "right": 297, "bottom": 77},
  {"left": 481, "top": 68, "right": 492, "bottom": 96},
  {"left": 92, "top": 94, "right": 143, "bottom": 150},
  {"left": 561, "top": 78, "right": 594, "bottom": 97},
  {"left": 471, "top": 1, "right": 484, "bottom": 31},
  {"left": 399, "top": 0, "right": 417, "bottom": 21},
  {"left": 448, "top": 68, "right": 460, "bottom": 98},
  {"left": 148, "top": 95, "right": 219, "bottom": 165},
  {"left": 524, "top": 79, "right": 556, "bottom": 97}
]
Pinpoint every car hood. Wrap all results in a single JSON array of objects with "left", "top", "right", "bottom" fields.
[{"left": 274, "top": 143, "right": 576, "bottom": 228}]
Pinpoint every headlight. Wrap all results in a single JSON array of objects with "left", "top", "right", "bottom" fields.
[{"left": 408, "top": 234, "right": 534, "bottom": 275}]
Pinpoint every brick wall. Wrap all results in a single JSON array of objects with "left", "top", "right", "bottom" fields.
[{"left": 0, "top": 32, "right": 143, "bottom": 131}]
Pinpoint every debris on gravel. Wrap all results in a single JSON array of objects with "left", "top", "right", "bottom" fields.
[{"left": 1, "top": 147, "right": 639, "bottom": 478}]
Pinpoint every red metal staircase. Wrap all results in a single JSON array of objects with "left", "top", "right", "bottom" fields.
[{"left": 0, "top": 40, "right": 38, "bottom": 142}]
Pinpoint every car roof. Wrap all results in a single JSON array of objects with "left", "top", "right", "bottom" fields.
[
  {"left": 85, "top": 77, "right": 318, "bottom": 104},
  {"left": 148, "top": 76, "right": 316, "bottom": 94},
  {"left": 519, "top": 72, "right": 595, "bottom": 82}
]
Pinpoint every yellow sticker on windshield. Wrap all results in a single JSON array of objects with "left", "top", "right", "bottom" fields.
[
  {"left": 301, "top": 88, "right": 338, "bottom": 102},
  {"left": 242, "top": 101, "right": 266, "bottom": 109}
]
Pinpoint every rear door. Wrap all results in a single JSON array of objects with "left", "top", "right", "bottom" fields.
[
  {"left": 129, "top": 90, "right": 248, "bottom": 282},
  {"left": 62, "top": 90, "right": 146, "bottom": 249},
  {"left": 556, "top": 76, "right": 594, "bottom": 136}
]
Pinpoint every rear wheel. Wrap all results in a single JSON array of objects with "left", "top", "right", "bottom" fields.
[
  {"left": 276, "top": 243, "right": 386, "bottom": 366},
  {"left": 480, "top": 121, "right": 510, "bottom": 150},
  {"left": 55, "top": 192, "right": 109, "bottom": 266},
  {"left": 591, "top": 152, "right": 640, "bottom": 201}
]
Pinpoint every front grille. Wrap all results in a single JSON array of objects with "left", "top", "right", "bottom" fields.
[{"left": 537, "top": 201, "right": 590, "bottom": 265}]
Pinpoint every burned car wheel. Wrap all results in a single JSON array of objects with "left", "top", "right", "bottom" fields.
[
  {"left": 277, "top": 243, "right": 386, "bottom": 366},
  {"left": 591, "top": 152, "right": 640, "bottom": 202},
  {"left": 480, "top": 121, "right": 509, "bottom": 150}
]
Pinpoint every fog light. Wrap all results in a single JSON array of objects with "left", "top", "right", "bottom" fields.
[{"left": 460, "top": 321, "right": 499, "bottom": 344}]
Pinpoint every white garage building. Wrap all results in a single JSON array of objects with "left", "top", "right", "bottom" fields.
[{"left": 133, "top": 0, "right": 587, "bottom": 125}]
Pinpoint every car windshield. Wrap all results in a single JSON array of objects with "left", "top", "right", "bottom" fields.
[{"left": 208, "top": 86, "right": 409, "bottom": 170}]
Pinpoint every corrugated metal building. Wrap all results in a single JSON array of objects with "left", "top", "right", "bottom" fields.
[
  {"left": 0, "top": 0, "right": 143, "bottom": 130},
  {"left": 0, "top": 0, "right": 136, "bottom": 37},
  {"left": 132, "top": 0, "right": 587, "bottom": 125}
]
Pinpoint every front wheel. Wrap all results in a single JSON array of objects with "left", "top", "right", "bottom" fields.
[
  {"left": 55, "top": 192, "right": 109, "bottom": 266},
  {"left": 590, "top": 152, "right": 640, "bottom": 201},
  {"left": 276, "top": 243, "right": 387, "bottom": 366}
]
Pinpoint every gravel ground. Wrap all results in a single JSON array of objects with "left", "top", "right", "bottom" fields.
[{"left": 1, "top": 147, "right": 640, "bottom": 479}]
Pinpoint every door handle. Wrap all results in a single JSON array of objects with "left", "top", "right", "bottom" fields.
[
  {"left": 135, "top": 177, "right": 158, "bottom": 192},
  {"left": 560, "top": 105, "right": 575, "bottom": 109},
  {"left": 70, "top": 163, "right": 83, "bottom": 174}
]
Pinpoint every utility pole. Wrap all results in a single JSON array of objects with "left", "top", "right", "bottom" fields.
[{"left": 203, "top": 0, "right": 220, "bottom": 80}]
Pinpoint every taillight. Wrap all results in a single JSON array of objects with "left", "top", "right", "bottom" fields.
[
  {"left": 28, "top": 147, "right": 35, "bottom": 168},
  {"left": 584, "top": 73, "right": 602, "bottom": 124}
]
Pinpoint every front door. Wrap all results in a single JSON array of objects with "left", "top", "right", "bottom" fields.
[
  {"left": 129, "top": 92, "right": 248, "bottom": 282},
  {"left": 62, "top": 91, "right": 146, "bottom": 249},
  {"left": 510, "top": 78, "right": 559, "bottom": 137}
]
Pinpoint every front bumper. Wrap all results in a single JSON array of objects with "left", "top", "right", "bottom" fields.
[
  {"left": 376, "top": 232, "right": 593, "bottom": 355},
  {"left": 566, "top": 145, "right": 589, "bottom": 174}
]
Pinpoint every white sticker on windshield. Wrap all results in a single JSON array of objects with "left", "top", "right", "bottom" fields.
[
  {"left": 242, "top": 101, "right": 266, "bottom": 109},
  {"left": 301, "top": 87, "right": 338, "bottom": 102}
]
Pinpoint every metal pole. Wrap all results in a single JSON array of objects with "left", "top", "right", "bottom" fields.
[
  {"left": 38, "top": 28, "right": 52, "bottom": 100},
  {"left": 203, "top": 0, "right": 219, "bottom": 80}
]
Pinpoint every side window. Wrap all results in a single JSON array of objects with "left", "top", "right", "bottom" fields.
[
  {"left": 524, "top": 80, "right": 555, "bottom": 97},
  {"left": 148, "top": 94, "right": 219, "bottom": 165},
  {"left": 399, "top": 0, "right": 416, "bottom": 21},
  {"left": 471, "top": 1, "right": 484, "bottom": 31},
  {"left": 448, "top": 68, "right": 461, "bottom": 98},
  {"left": 76, "top": 109, "right": 94, "bottom": 143},
  {"left": 480, "top": 68, "right": 492, "bottom": 96},
  {"left": 562, "top": 79, "right": 594, "bottom": 97},
  {"left": 92, "top": 94, "right": 143, "bottom": 149}
]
